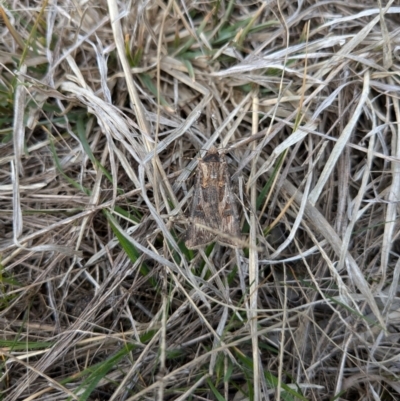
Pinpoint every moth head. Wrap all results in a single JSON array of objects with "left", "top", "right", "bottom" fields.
[{"left": 202, "top": 146, "right": 220, "bottom": 163}]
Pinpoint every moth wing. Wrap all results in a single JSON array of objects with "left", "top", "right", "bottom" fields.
[
  {"left": 217, "top": 170, "right": 241, "bottom": 248},
  {"left": 185, "top": 177, "right": 217, "bottom": 249}
]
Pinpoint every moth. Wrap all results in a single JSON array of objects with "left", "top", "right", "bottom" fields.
[{"left": 185, "top": 146, "right": 241, "bottom": 249}]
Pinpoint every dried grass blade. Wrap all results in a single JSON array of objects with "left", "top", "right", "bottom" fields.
[{"left": 308, "top": 71, "right": 370, "bottom": 205}]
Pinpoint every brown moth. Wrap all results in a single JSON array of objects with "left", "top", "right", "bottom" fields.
[{"left": 185, "top": 146, "right": 241, "bottom": 249}]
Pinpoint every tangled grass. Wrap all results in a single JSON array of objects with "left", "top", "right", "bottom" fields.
[{"left": 1, "top": 1, "right": 400, "bottom": 400}]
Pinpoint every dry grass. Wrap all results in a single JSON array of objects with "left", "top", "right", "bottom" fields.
[{"left": 1, "top": 0, "right": 400, "bottom": 400}]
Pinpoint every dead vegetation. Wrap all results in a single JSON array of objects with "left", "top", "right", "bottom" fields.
[{"left": 1, "top": 0, "right": 400, "bottom": 400}]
